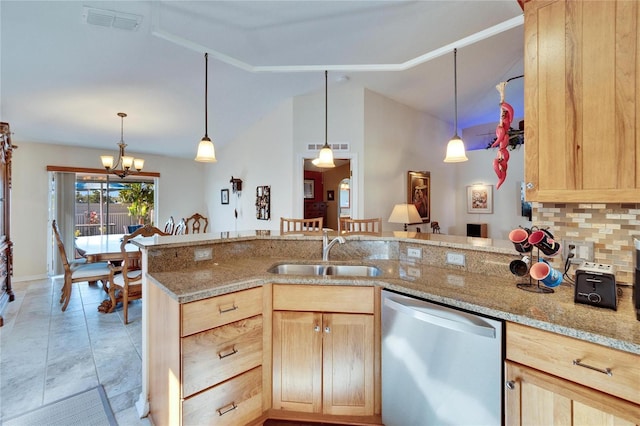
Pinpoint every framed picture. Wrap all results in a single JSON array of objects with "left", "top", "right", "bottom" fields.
[
  {"left": 221, "top": 189, "right": 229, "bottom": 205},
  {"left": 407, "top": 171, "right": 430, "bottom": 223},
  {"left": 327, "top": 190, "right": 335, "bottom": 201},
  {"left": 304, "top": 179, "right": 314, "bottom": 199},
  {"left": 467, "top": 184, "right": 493, "bottom": 214},
  {"left": 255, "top": 185, "right": 270, "bottom": 220}
]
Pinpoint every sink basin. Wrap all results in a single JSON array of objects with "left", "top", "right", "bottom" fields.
[
  {"left": 325, "top": 265, "right": 382, "bottom": 277},
  {"left": 267, "top": 263, "right": 381, "bottom": 277},
  {"left": 268, "top": 264, "right": 325, "bottom": 275}
]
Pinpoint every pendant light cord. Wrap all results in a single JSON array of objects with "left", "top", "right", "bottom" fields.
[
  {"left": 325, "top": 70, "right": 328, "bottom": 147},
  {"left": 453, "top": 48, "right": 458, "bottom": 137},
  {"left": 204, "top": 52, "right": 209, "bottom": 138}
]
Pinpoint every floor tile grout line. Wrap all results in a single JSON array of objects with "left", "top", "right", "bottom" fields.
[{"left": 80, "top": 280, "right": 103, "bottom": 391}]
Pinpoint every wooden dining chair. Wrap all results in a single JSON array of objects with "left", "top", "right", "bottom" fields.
[
  {"left": 164, "top": 216, "right": 175, "bottom": 234},
  {"left": 185, "top": 212, "right": 208, "bottom": 234},
  {"left": 340, "top": 218, "right": 382, "bottom": 235},
  {"left": 52, "top": 220, "right": 111, "bottom": 311},
  {"left": 174, "top": 218, "right": 186, "bottom": 235},
  {"left": 107, "top": 224, "right": 170, "bottom": 324},
  {"left": 280, "top": 217, "right": 324, "bottom": 235}
]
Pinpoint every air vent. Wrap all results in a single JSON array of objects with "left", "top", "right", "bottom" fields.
[
  {"left": 306, "top": 143, "right": 350, "bottom": 152},
  {"left": 82, "top": 6, "right": 143, "bottom": 31}
]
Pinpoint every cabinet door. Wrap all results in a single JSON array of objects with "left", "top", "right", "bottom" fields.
[
  {"left": 524, "top": 0, "right": 640, "bottom": 202},
  {"left": 272, "top": 311, "right": 323, "bottom": 413},
  {"left": 322, "top": 313, "right": 374, "bottom": 416},
  {"left": 505, "top": 361, "right": 640, "bottom": 425}
]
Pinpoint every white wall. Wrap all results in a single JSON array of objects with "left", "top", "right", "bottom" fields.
[
  {"left": 205, "top": 99, "right": 295, "bottom": 233},
  {"left": 451, "top": 147, "right": 531, "bottom": 239},
  {"left": 12, "top": 142, "right": 205, "bottom": 280},
  {"left": 363, "top": 89, "right": 454, "bottom": 231}
]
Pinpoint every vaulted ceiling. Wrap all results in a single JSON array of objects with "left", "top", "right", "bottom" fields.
[{"left": 1, "top": 1, "right": 524, "bottom": 160}]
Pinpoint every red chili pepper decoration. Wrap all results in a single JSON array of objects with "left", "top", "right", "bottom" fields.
[{"left": 492, "top": 82, "right": 513, "bottom": 190}]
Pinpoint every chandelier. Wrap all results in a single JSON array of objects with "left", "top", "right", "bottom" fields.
[{"left": 100, "top": 112, "right": 144, "bottom": 178}]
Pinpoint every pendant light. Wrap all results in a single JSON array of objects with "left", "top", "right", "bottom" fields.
[
  {"left": 443, "top": 48, "right": 468, "bottom": 163},
  {"left": 312, "top": 70, "right": 336, "bottom": 168},
  {"left": 100, "top": 112, "right": 144, "bottom": 178},
  {"left": 195, "top": 52, "right": 217, "bottom": 162}
]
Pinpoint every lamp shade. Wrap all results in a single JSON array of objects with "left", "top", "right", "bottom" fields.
[
  {"left": 388, "top": 203, "right": 422, "bottom": 225},
  {"left": 312, "top": 145, "right": 335, "bottom": 168},
  {"left": 443, "top": 135, "right": 468, "bottom": 162},
  {"left": 195, "top": 136, "right": 217, "bottom": 162}
]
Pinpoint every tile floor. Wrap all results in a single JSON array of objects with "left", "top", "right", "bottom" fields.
[{"left": 0, "top": 277, "right": 150, "bottom": 425}]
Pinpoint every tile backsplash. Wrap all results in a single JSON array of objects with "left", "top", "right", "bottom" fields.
[{"left": 532, "top": 203, "right": 639, "bottom": 284}]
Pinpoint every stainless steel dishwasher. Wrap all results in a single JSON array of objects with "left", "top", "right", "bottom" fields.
[{"left": 381, "top": 290, "right": 503, "bottom": 425}]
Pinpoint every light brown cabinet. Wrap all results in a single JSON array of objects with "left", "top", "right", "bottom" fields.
[
  {"left": 524, "top": 0, "right": 640, "bottom": 202},
  {"left": 505, "top": 322, "right": 640, "bottom": 425},
  {"left": 148, "top": 285, "right": 266, "bottom": 426},
  {"left": 271, "top": 284, "right": 377, "bottom": 418}
]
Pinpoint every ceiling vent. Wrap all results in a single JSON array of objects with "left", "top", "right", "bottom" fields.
[
  {"left": 307, "top": 143, "right": 350, "bottom": 152},
  {"left": 82, "top": 6, "right": 143, "bottom": 31}
]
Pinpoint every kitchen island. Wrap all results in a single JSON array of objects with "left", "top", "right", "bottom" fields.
[{"left": 133, "top": 231, "right": 640, "bottom": 425}]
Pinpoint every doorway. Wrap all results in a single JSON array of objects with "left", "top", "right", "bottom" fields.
[{"left": 303, "top": 158, "right": 351, "bottom": 231}]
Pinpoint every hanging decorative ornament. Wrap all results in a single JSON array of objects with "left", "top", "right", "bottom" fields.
[{"left": 491, "top": 81, "right": 514, "bottom": 189}]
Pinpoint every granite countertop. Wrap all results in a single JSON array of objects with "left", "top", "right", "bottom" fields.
[{"left": 147, "top": 256, "right": 640, "bottom": 355}]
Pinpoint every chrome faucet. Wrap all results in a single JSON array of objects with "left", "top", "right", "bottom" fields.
[{"left": 322, "top": 230, "right": 346, "bottom": 261}]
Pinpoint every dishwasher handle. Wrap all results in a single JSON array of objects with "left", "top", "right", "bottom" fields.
[{"left": 384, "top": 296, "right": 496, "bottom": 338}]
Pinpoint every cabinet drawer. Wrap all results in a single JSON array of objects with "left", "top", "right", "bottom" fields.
[
  {"left": 506, "top": 322, "right": 640, "bottom": 405},
  {"left": 182, "top": 315, "right": 263, "bottom": 398},
  {"left": 181, "top": 287, "right": 263, "bottom": 336},
  {"left": 182, "top": 366, "right": 263, "bottom": 426},
  {"left": 273, "top": 284, "right": 374, "bottom": 313}
]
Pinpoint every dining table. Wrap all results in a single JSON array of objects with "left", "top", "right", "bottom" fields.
[
  {"left": 74, "top": 233, "right": 139, "bottom": 263},
  {"left": 74, "top": 233, "right": 141, "bottom": 313}
]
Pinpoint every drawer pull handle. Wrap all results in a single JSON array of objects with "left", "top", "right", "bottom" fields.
[
  {"left": 573, "top": 359, "right": 612, "bottom": 376},
  {"left": 218, "top": 347, "right": 238, "bottom": 359},
  {"left": 505, "top": 380, "right": 516, "bottom": 390},
  {"left": 324, "top": 326, "right": 331, "bottom": 333},
  {"left": 216, "top": 402, "right": 237, "bottom": 416},
  {"left": 219, "top": 304, "right": 238, "bottom": 314},
  {"left": 314, "top": 325, "right": 321, "bottom": 332}
]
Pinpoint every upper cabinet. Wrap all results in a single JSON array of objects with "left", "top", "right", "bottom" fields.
[{"left": 524, "top": 0, "right": 640, "bottom": 202}]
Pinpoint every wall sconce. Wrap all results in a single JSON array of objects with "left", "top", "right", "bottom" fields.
[{"left": 230, "top": 176, "right": 243, "bottom": 193}]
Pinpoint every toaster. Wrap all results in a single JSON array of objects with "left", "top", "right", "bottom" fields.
[{"left": 574, "top": 262, "right": 617, "bottom": 310}]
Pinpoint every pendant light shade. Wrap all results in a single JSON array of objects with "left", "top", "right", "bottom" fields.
[
  {"left": 443, "top": 48, "right": 468, "bottom": 163},
  {"left": 313, "top": 70, "right": 335, "bottom": 168},
  {"left": 195, "top": 52, "right": 217, "bottom": 163}
]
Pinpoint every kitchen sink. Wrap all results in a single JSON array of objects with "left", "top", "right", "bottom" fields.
[{"left": 267, "top": 263, "right": 381, "bottom": 277}]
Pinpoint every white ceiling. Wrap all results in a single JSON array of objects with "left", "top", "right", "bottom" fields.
[{"left": 1, "top": 1, "right": 525, "bottom": 160}]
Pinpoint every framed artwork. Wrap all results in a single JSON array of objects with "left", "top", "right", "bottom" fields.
[
  {"left": 221, "top": 189, "right": 229, "bottom": 205},
  {"left": 407, "top": 171, "right": 430, "bottom": 223},
  {"left": 255, "top": 185, "right": 270, "bottom": 220},
  {"left": 327, "top": 190, "right": 335, "bottom": 201},
  {"left": 467, "top": 184, "right": 493, "bottom": 214},
  {"left": 304, "top": 179, "right": 314, "bottom": 199}
]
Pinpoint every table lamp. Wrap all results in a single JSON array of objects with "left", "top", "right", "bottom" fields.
[{"left": 388, "top": 204, "right": 422, "bottom": 231}]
